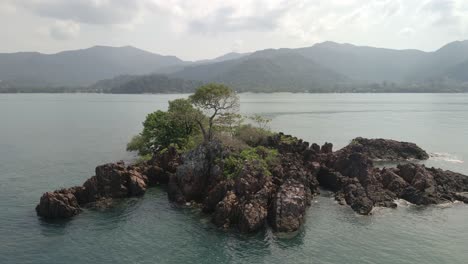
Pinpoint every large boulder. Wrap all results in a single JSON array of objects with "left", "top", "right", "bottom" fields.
[
  {"left": 212, "top": 191, "right": 238, "bottom": 228},
  {"left": 95, "top": 162, "right": 129, "bottom": 198},
  {"left": 340, "top": 178, "right": 374, "bottom": 215},
  {"left": 170, "top": 141, "right": 224, "bottom": 203},
  {"left": 238, "top": 199, "right": 268, "bottom": 233},
  {"left": 212, "top": 161, "right": 273, "bottom": 232},
  {"left": 317, "top": 167, "right": 344, "bottom": 191},
  {"left": 36, "top": 190, "right": 81, "bottom": 219},
  {"left": 333, "top": 152, "right": 373, "bottom": 182},
  {"left": 127, "top": 171, "right": 147, "bottom": 196},
  {"left": 145, "top": 165, "right": 167, "bottom": 185},
  {"left": 269, "top": 181, "right": 308, "bottom": 232},
  {"left": 320, "top": 142, "right": 333, "bottom": 154},
  {"left": 36, "top": 161, "right": 151, "bottom": 219},
  {"left": 203, "top": 180, "right": 232, "bottom": 213}
]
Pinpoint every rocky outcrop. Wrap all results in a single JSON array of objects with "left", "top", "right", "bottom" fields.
[
  {"left": 168, "top": 141, "right": 224, "bottom": 204},
  {"left": 36, "top": 134, "right": 468, "bottom": 235},
  {"left": 317, "top": 149, "right": 468, "bottom": 215},
  {"left": 36, "top": 161, "right": 158, "bottom": 219},
  {"left": 131, "top": 146, "right": 181, "bottom": 185},
  {"left": 211, "top": 161, "right": 273, "bottom": 232},
  {"left": 36, "top": 189, "right": 82, "bottom": 219},
  {"left": 341, "top": 137, "right": 429, "bottom": 161}
]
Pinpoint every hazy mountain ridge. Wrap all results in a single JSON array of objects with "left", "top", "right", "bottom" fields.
[
  {"left": 1, "top": 41, "right": 468, "bottom": 93},
  {"left": 0, "top": 46, "right": 184, "bottom": 87}
]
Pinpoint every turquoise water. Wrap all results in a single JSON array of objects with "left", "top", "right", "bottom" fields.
[{"left": 0, "top": 93, "right": 467, "bottom": 264}]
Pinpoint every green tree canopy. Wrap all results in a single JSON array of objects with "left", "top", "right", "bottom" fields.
[
  {"left": 189, "top": 83, "right": 239, "bottom": 141},
  {"left": 127, "top": 98, "right": 202, "bottom": 156}
]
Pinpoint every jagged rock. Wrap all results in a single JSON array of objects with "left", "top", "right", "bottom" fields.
[
  {"left": 151, "top": 146, "right": 181, "bottom": 173},
  {"left": 81, "top": 176, "right": 99, "bottom": 203},
  {"left": 127, "top": 171, "right": 147, "bottom": 196},
  {"left": 143, "top": 165, "right": 167, "bottom": 185},
  {"left": 212, "top": 161, "right": 273, "bottom": 232},
  {"left": 170, "top": 141, "right": 223, "bottom": 203},
  {"left": 317, "top": 167, "right": 344, "bottom": 191},
  {"left": 36, "top": 190, "right": 81, "bottom": 219},
  {"left": 380, "top": 168, "right": 409, "bottom": 195},
  {"left": 167, "top": 173, "right": 185, "bottom": 203},
  {"left": 95, "top": 162, "right": 129, "bottom": 198},
  {"left": 203, "top": 181, "right": 231, "bottom": 213},
  {"left": 342, "top": 137, "right": 429, "bottom": 161},
  {"left": 333, "top": 152, "right": 373, "bottom": 182},
  {"left": 311, "top": 143, "right": 321, "bottom": 153},
  {"left": 269, "top": 181, "right": 308, "bottom": 232},
  {"left": 212, "top": 191, "right": 238, "bottom": 228},
  {"left": 340, "top": 178, "right": 374, "bottom": 214},
  {"left": 320, "top": 142, "right": 333, "bottom": 153},
  {"left": 238, "top": 200, "right": 268, "bottom": 233},
  {"left": 454, "top": 192, "right": 468, "bottom": 203},
  {"left": 36, "top": 161, "right": 152, "bottom": 219}
]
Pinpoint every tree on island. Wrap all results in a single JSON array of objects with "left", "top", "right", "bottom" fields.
[
  {"left": 126, "top": 98, "right": 202, "bottom": 157},
  {"left": 127, "top": 83, "right": 273, "bottom": 159},
  {"left": 189, "top": 83, "right": 239, "bottom": 142}
]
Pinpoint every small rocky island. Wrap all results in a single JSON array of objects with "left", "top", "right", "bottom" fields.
[{"left": 36, "top": 84, "right": 468, "bottom": 233}]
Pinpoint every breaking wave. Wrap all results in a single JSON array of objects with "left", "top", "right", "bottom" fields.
[{"left": 430, "top": 152, "right": 464, "bottom": 164}]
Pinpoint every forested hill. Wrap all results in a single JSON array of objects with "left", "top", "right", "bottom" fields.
[
  {"left": 2, "top": 41, "right": 468, "bottom": 93},
  {"left": 0, "top": 46, "right": 185, "bottom": 87}
]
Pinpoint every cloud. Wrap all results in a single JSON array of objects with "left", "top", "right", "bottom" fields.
[
  {"left": 148, "top": 0, "right": 297, "bottom": 34},
  {"left": 18, "top": 0, "right": 147, "bottom": 25},
  {"left": 421, "top": 0, "right": 460, "bottom": 26},
  {"left": 49, "top": 20, "right": 80, "bottom": 40},
  {"left": 399, "top": 27, "right": 415, "bottom": 37},
  {"left": 271, "top": 0, "right": 403, "bottom": 43},
  {"left": 0, "top": 1, "right": 17, "bottom": 14},
  {"left": 1, "top": 0, "right": 467, "bottom": 59}
]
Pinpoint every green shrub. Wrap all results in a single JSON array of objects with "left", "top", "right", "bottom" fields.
[
  {"left": 234, "top": 124, "right": 272, "bottom": 146},
  {"left": 127, "top": 99, "right": 202, "bottom": 156},
  {"left": 222, "top": 146, "right": 279, "bottom": 179},
  {"left": 279, "top": 134, "right": 299, "bottom": 145}
]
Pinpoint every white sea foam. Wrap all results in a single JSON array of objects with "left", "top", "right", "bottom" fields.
[
  {"left": 430, "top": 152, "right": 464, "bottom": 164},
  {"left": 394, "top": 199, "right": 413, "bottom": 207}
]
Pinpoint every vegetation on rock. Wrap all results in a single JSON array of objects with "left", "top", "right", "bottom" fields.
[
  {"left": 128, "top": 83, "right": 272, "bottom": 157},
  {"left": 223, "top": 146, "right": 279, "bottom": 179},
  {"left": 189, "top": 83, "right": 240, "bottom": 141},
  {"left": 126, "top": 98, "right": 203, "bottom": 156}
]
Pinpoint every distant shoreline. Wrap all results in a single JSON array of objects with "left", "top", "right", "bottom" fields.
[{"left": 1, "top": 91, "right": 468, "bottom": 95}]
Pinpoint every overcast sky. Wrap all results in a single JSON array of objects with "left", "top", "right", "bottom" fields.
[{"left": 0, "top": 0, "right": 467, "bottom": 60}]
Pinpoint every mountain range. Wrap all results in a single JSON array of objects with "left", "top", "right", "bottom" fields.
[{"left": 1, "top": 40, "right": 468, "bottom": 93}]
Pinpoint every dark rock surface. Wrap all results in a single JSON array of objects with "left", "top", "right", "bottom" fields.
[
  {"left": 168, "top": 141, "right": 224, "bottom": 203},
  {"left": 269, "top": 181, "right": 308, "bottom": 232},
  {"left": 341, "top": 137, "right": 429, "bottom": 161},
  {"left": 36, "top": 189, "right": 82, "bottom": 219},
  {"left": 36, "top": 160, "right": 160, "bottom": 219},
  {"left": 211, "top": 161, "right": 273, "bottom": 232}
]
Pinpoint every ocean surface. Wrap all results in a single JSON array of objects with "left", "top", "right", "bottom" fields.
[{"left": 0, "top": 93, "right": 467, "bottom": 264}]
